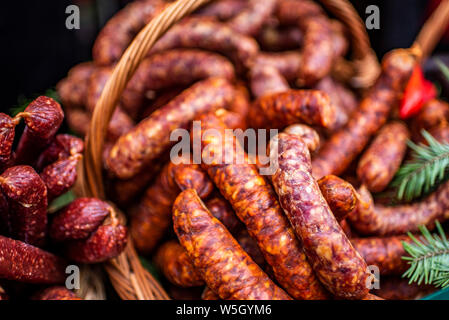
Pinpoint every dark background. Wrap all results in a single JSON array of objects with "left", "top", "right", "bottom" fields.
[{"left": 0, "top": 0, "right": 448, "bottom": 110}]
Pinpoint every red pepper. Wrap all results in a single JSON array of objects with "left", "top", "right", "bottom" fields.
[{"left": 399, "top": 65, "right": 437, "bottom": 119}]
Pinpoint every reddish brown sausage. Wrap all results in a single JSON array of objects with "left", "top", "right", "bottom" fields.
[
  {"left": 254, "top": 51, "right": 303, "bottom": 81},
  {"left": 351, "top": 235, "right": 412, "bottom": 275},
  {"left": 15, "top": 96, "right": 64, "bottom": 165},
  {"left": 33, "top": 287, "right": 81, "bottom": 300},
  {"left": 249, "top": 90, "right": 337, "bottom": 130},
  {"left": 372, "top": 277, "right": 435, "bottom": 300},
  {"left": 0, "top": 166, "right": 47, "bottom": 246},
  {"left": 92, "top": 0, "right": 166, "bottom": 65},
  {"left": 150, "top": 17, "right": 259, "bottom": 71},
  {"left": 122, "top": 49, "right": 235, "bottom": 113},
  {"left": 0, "top": 113, "right": 19, "bottom": 171},
  {"left": 227, "top": 0, "right": 277, "bottom": 36},
  {"left": 317, "top": 175, "right": 357, "bottom": 222},
  {"left": 107, "top": 78, "right": 234, "bottom": 179},
  {"left": 50, "top": 198, "right": 111, "bottom": 242},
  {"left": 131, "top": 158, "right": 214, "bottom": 254},
  {"left": 357, "top": 122, "right": 410, "bottom": 192},
  {"left": 348, "top": 184, "right": 449, "bottom": 236},
  {"left": 195, "top": 0, "right": 247, "bottom": 21},
  {"left": 65, "top": 223, "right": 127, "bottom": 264},
  {"left": 256, "top": 25, "right": 303, "bottom": 51},
  {"left": 205, "top": 195, "right": 243, "bottom": 234},
  {"left": 249, "top": 64, "right": 289, "bottom": 99},
  {"left": 40, "top": 154, "right": 82, "bottom": 202},
  {"left": 314, "top": 77, "right": 358, "bottom": 132},
  {"left": 56, "top": 62, "right": 96, "bottom": 109},
  {"left": 0, "top": 235, "right": 66, "bottom": 284},
  {"left": 173, "top": 189, "right": 291, "bottom": 300},
  {"left": 155, "top": 240, "right": 204, "bottom": 288},
  {"left": 270, "top": 133, "right": 369, "bottom": 299},
  {"left": 36, "top": 134, "right": 84, "bottom": 171},
  {"left": 277, "top": 0, "right": 334, "bottom": 85},
  {"left": 312, "top": 49, "right": 418, "bottom": 179},
  {"left": 196, "top": 113, "right": 328, "bottom": 300},
  {"left": 283, "top": 124, "right": 320, "bottom": 153}
]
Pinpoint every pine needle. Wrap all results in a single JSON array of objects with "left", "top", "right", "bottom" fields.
[
  {"left": 391, "top": 130, "right": 449, "bottom": 201},
  {"left": 402, "top": 222, "right": 449, "bottom": 288}
]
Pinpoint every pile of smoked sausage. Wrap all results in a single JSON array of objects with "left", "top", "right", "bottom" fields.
[
  {"left": 0, "top": 97, "right": 127, "bottom": 300},
  {"left": 56, "top": 0, "right": 447, "bottom": 300}
]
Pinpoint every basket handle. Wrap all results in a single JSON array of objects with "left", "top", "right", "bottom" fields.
[
  {"left": 412, "top": 0, "right": 449, "bottom": 60},
  {"left": 84, "top": 0, "right": 212, "bottom": 200}
]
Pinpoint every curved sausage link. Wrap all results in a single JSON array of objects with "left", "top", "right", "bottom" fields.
[
  {"left": 0, "top": 113, "right": 19, "bottom": 171},
  {"left": 56, "top": 62, "right": 96, "bottom": 110},
  {"left": 196, "top": 113, "right": 328, "bottom": 300},
  {"left": 155, "top": 240, "right": 205, "bottom": 288},
  {"left": 254, "top": 51, "right": 302, "bottom": 82},
  {"left": 15, "top": 96, "right": 64, "bottom": 165},
  {"left": 351, "top": 235, "right": 411, "bottom": 275},
  {"left": 312, "top": 49, "right": 418, "bottom": 179},
  {"left": 317, "top": 175, "right": 358, "bottom": 222},
  {"left": 249, "top": 64, "right": 289, "bottom": 99},
  {"left": 0, "top": 166, "right": 47, "bottom": 246},
  {"left": 357, "top": 122, "right": 410, "bottom": 193},
  {"left": 284, "top": 124, "right": 320, "bottom": 153},
  {"left": 173, "top": 189, "right": 291, "bottom": 300},
  {"left": 92, "top": 0, "right": 166, "bottom": 65},
  {"left": 122, "top": 49, "right": 235, "bottom": 113},
  {"left": 270, "top": 133, "right": 369, "bottom": 299},
  {"left": 314, "top": 77, "right": 358, "bottom": 132},
  {"left": 348, "top": 183, "right": 449, "bottom": 236},
  {"left": 131, "top": 158, "right": 214, "bottom": 254},
  {"left": 33, "top": 287, "right": 81, "bottom": 300},
  {"left": 107, "top": 78, "right": 234, "bottom": 179},
  {"left": 150, "top": 17, "right": 259, "bottom": 71},
  {"left": 249, "top": 90, "right": 337, "bottom": 130},
  {"left": 227, "top": 0, "right": 277, "bottom": 36},
  {"left": 195, "top": 0, "right": 247, "bottom": 21},
  {"left": 277, "top": 0, "right": 334, "bottom": 85},
  {"left": 256, "top": 25, "right": 303, "bottom": 51}
]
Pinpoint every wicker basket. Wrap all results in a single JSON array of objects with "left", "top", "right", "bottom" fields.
[{"left": 78, "top": 0, "right": 449, "bottom": 300}]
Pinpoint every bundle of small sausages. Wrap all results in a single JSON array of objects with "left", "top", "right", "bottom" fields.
[
  {"left": 0, "top": 97, "right": 127, "bottom": 300},
  {"left": 56, "top": 0, "right": 447, "bottom": 300}
]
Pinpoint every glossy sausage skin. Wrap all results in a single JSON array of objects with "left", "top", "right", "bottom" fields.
[
  {"left": 0, "top": 166, "right": 47, "bottom": 246},
  {"left": 0, "top": 235, "right": 66, "bottom": 284},
  {"left": 284, "top": 124, "right": 320, "bottom": 153},
  {"left": 249, "top": 64, "right": 289, "bottom": 99},
  {"left": 312, "top": 49, "right": 417, "bottom": 179},
  {"left": 92, "top": 0, "right": 165, "bottom": 65},
  {"left": 348, "top": 184, "right": 449, "bottom": 236},
  {"left": 227, "top": 0, "right": 277, "bottom": 36},
  {"left": 196, "top": 113, "right": 328, "bottom": 300},
  {"left": 131, "top": 159, "right": 214, "bottom": 254},
  {"left": 317, "top": 175, "right": 357, "bottom": 222},
  {"left": 155, "top": 240, "right": 204, "bottom": 288},
  {"left": 173, "top": 189, "right": 291, "bottom": 300},
  {"left": 270, "top": 133, "right": 369, "bottom": 299},
  {"left": 249, "top": 90, "right": 337, "bottom": 130},
  {"left": 107, "top": 78, "right": 234, "bottom": 179},
  {"left": 122, "top": 49, "right": 235, "bottom": 114},
  {"left": 351, "top": 235, "right": 411, "bottom": 275},
  {"left": 357, "top": 122, "right": 410, "bottom": 193},
  {"left": 277, "top": 0, "right": 334, "bottom": 85},
  {"left": 33, "top": 287, "right": 81, "bottom": 300}
]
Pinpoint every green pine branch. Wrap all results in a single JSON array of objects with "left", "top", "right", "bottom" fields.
[
  {"left": 402, "top": 222, "right": 449, "bottom": 289},
  {"left": 391, "top": 130, "right": 449, "bottom": 202}
]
